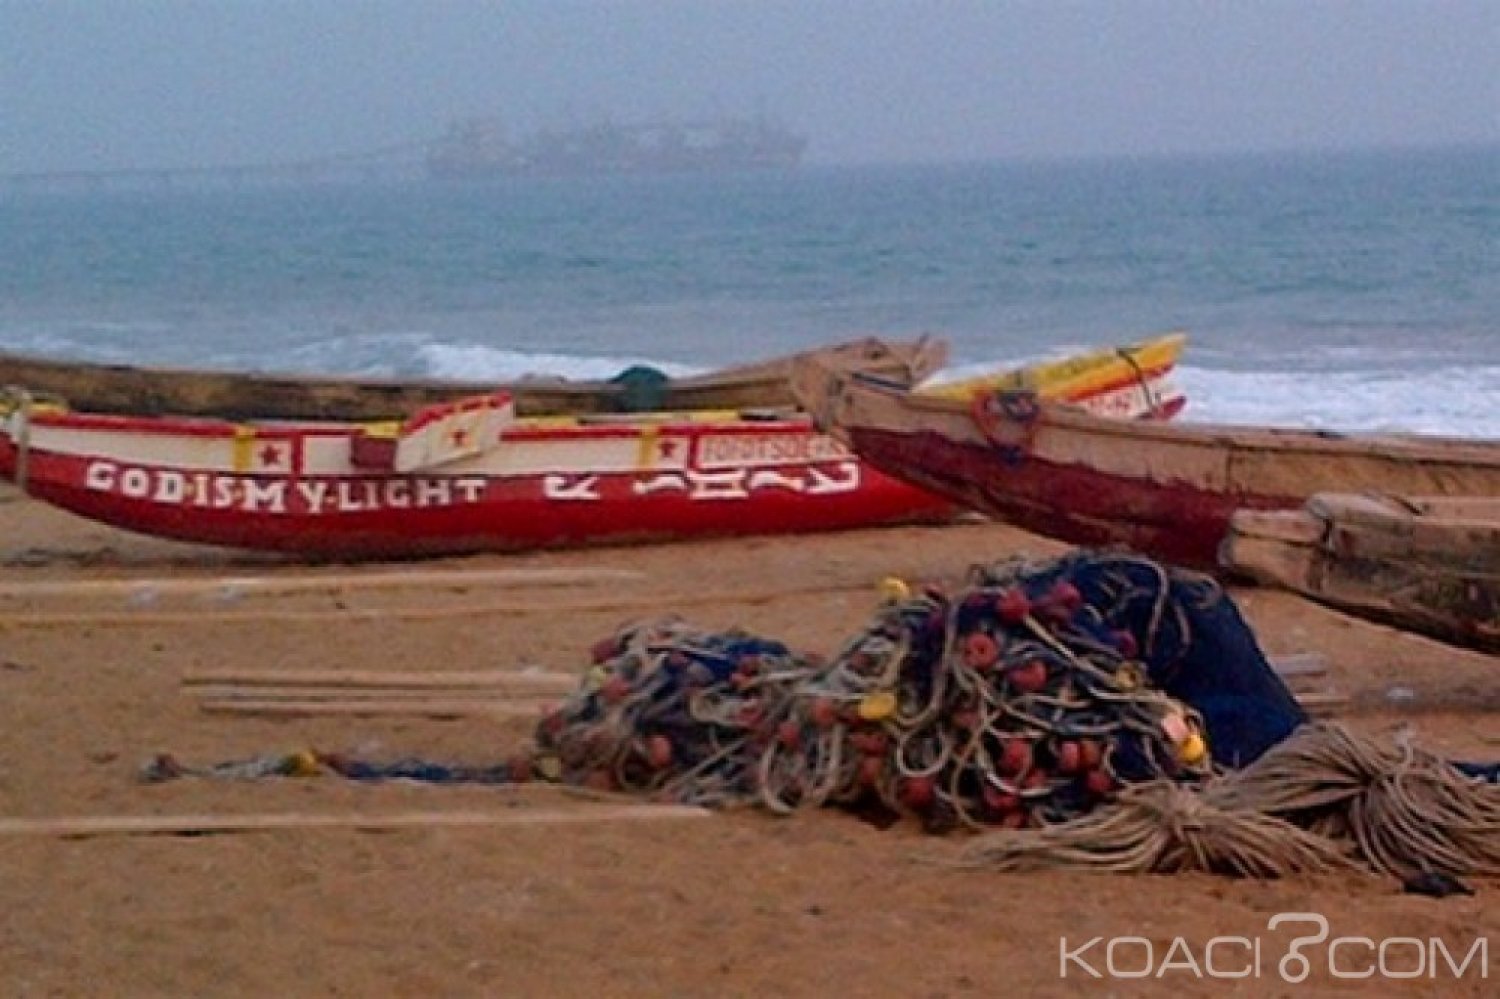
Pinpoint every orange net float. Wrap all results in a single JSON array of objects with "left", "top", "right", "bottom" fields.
[
  {"left": 1053, "top": 739, "right": 1084, "bottom": 775},
  {"left": 996, "top": 737, "right": 1033, "bottom": 778},
  {"left": 1004, "top": 658, "right": 1049, "bottom": 694},
  {"left": 994, "top": 587, "right": 1031, "bottom": 624},
  {"left": 961, "top": 631, "right": 1001, "bottom": 672}
]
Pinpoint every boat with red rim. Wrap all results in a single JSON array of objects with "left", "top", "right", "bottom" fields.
[
  {"left": 0, "top": 335, "right": 1185, "bottom": 559},
  {"left": 791, "top": 353, "right": 1499, "bottom": 572}
]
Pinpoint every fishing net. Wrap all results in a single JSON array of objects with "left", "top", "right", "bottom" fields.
[{"left": 535, "top": 551, "right": 1235, "bottom": 829}]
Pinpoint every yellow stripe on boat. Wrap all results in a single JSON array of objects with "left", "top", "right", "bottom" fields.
[
  {"left": 636, "top": 423, "right": 660, "bottom": 469},
  {"left": 231, "top": 425, "right": 256, "bottom": 472},
  {"left": 917, "top": 332, "right": 1186, "bottom": 402},
  {"left": 361, "top": 420, "right": 400, "bottom": 439}
]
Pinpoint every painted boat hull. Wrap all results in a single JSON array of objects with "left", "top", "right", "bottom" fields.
[
  {"left": 0, "top": 411, "right": 955, "bottom": 558},
  {"left": 0, "top": 337, "right": 1186, "bottom": 559},
  {"left": 1223, "top": 494, "right": 1500, "bottom": 652},
  {"left": 793, "top": 360, "right": 1500, "bottom": 572}
]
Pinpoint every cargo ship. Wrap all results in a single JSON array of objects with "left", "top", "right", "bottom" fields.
[{"left": 426, "top": 115, "right": 807, "bottom": 179}]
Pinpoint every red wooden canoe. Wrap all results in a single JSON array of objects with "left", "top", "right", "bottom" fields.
[
  {"left": 791, "top": 359, "right": 1500, "bottom": 572},
  {"left": 0, "top": 338, "right": 1184, "bottom": 559}
]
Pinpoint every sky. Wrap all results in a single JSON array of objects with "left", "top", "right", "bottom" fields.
[{"left": 2, "top": 1, "right": 1496, "bottom": 173}]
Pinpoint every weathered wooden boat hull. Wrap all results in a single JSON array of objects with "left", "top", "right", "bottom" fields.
[
  {"left": 0, "top": 339, "right": 1185, "bottom": 559},
  {"left": 1223, "top": 494, "right": 1500, "bottom": 652},
  {"left": 0, "top": 336, "right": 948, "bottom": 421},
  {"left": 793, "top": 361, "right": 1500, "bottom": 572}
]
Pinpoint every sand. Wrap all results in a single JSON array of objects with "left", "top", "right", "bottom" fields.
[{"left": 0, "top": 482, "right": 1495, "bottom": 997}]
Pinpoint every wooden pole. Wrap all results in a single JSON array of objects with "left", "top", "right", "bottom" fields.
[
  {"left": 0, "top": 805, "right": 711, "bottom": 839},
  {"left": 0, "top": 565, "right": 644, "bottom": 601},
  {"left": 196, "top": 698, "right": 546, "bottom": 719},
  {"left": 189, "top": 687, "right": 558, "bottom": 704},
  {"left": 182, "top": 668, "right": 578, "bottom": 692},
  {"left": 1268, "top": 652, "right": 1329, "bottom": 677},
  {"left": 1296, "top": 692, "right": 1348, "bottom": 717},
  {"left": 0, "top": 580, "right": 871, "bottom": 627}
]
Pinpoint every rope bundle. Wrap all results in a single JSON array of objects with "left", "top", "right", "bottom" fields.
[
  {"left": 955, "top": 722, "right": 1500, "bottom": 880},
  {"left": 1215, "top": 722, "right": 1500, "bottom": 879},
  {"left": 954, "top": 778, "right": 1357, "bottom": 877}
]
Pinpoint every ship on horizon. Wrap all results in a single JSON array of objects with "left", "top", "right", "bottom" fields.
[{"left": 426, "top": 114, "right": 807, "bottom": 179}]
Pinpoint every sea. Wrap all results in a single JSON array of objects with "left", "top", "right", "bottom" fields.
[{"left": 2, "top": 144, "right": 1496, "bottom": 436}]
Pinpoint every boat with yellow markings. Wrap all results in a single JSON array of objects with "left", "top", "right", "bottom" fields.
[{"left": 0, "top": 335, "right": 1185, "bottom": 558}]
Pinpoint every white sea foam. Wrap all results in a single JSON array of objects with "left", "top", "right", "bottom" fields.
[
  {"left": 416, "top": 343, "right": 702, "bottom": 382},
  {"left": 1177, "top": 364, "right": 1500, "bottom": 437}
]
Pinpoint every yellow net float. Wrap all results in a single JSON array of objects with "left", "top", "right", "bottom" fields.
[
  {"left": 285, "top": 749, "right": 322, "bottom": 777},
  {"left": 1178, "top": 732, "right": 1208, "bottom": 766},
  {"left": 1160, "top": 713, "right": 1209, "bottom": 765},
  {"left": 857, "top": 690, "right": 897, "bottom": 721}
]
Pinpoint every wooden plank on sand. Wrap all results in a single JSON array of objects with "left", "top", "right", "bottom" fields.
[
  {"left": 190, "top": 686, "right": 557, "bottom": 704},
  {"left": 0, "top": 566, "right": 644, "bottom": 600},
  {"left": 0, "top": 580, "right": 868, "bottom": 627},
  {"left": 1297, "top": 692, "right": 1347, "bottom": 718},
  {"left": 197, "top": 698, "right": 546, "bottom": 719},
  {"left": 182, "top": 668, "right": 578, "bottom": 692},
  {"left": 1268, "top": 652, "right": 1329, "bottom": 677},
  {"left": 0, "top": 805, "right": 711, "bottom": 839}
]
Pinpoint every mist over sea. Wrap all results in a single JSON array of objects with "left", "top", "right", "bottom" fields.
[{"left": 2, "top": 144, "right": 1496, "bottom": 436}]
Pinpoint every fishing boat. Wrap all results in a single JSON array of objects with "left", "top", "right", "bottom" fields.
[
  {"left": 790, "top": 355, "right": 1500, "bottom": 572},
  {"left": 0, "top": 336, "right": 947, "bottom": 422},
  {"left": 0, "top": 336, "right": 1185, "bottom": 559},
  {"left": 1222, "top": 494, "right": 1499, "bottom": 652}
]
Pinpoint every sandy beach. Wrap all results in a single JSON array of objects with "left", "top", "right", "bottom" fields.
[{"left": 0, "top": 480, "right": 1495, "bottom": 997}]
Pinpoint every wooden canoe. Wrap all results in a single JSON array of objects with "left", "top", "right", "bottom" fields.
[
  {"left": 0, "top": 335, "right": 947, "bottom": 421},
  {"left": 0, "top": 336, "right": 1184, "bottom": 559},
  {"left": 1222, "top": 494, "right": 1500, "bottom": 652},
  {"left": 791, "top": 356, "right": 1500, "bottom": 573}
]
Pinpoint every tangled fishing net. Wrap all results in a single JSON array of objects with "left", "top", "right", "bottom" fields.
[
  {"left": 537, "top": 552, "right": 1230, "bottom": 831},
  {"left": 535, "top": 549, "right": 1500, "bottom": 882}
]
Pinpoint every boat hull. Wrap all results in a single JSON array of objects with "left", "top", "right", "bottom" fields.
[
  {"left": 0, "top": 414, "right": 956, "bottom": 558},
  {"left": 844, "top": 416, "right": 1289, "bottom": 570},
  {"left": 0, "top": 335, "right": 1187, "bottom": 559},
  {"left": 795, "top": 360, "right": 1500, "bottom": 571},
  {"left": 1224, "top": 494, "right": 1500, "bottom": 652}
]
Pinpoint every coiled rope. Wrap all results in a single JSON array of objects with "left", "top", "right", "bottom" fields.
[{"left": 954, "top": 721, "right": 1500, "bottom": 880}]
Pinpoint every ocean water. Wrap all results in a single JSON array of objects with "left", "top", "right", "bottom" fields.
[{"left": 2, "top": 145, "right": 1496, "bottom": 436}]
